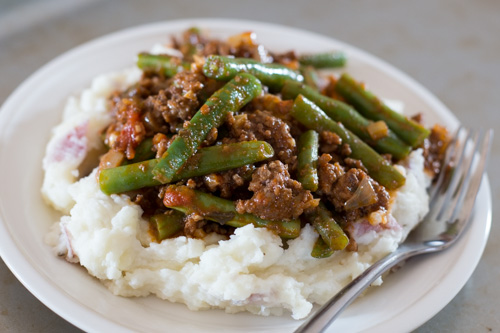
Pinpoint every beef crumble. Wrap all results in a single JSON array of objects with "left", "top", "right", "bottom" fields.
[
  {"left": 236, "top": 161, "right": 318, "bottom": 221},
  {"left": 329, "top": 169, "right": 389, "bottom": 223},
  {"left": 319, "top": 131, "right": 342, "bottom": 154},
  {"left": 176, "top": 28, "right": 273, "bottom": 63},
  {"left": 198, "top": 165, "right": 255, "bottom": 199},
  {"left": 144, "top": 71, "right": 206, "bottom": 133},
  {"left": 317, "top": 153, "right": 345, "bottom": 194},
  {"left": 317, "top": 154, "right": 389, "bottom": 223},
  {"left": 224, "top": 110, "right": 297, "bottom": 168}
]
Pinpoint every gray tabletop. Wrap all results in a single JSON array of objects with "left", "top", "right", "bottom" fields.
[{"left": 1, "top": 0, "right": 498, "bottom": 332}]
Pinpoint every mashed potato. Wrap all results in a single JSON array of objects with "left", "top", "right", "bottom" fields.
[{"left": 42, "top": 68, "right": 430, "bottom": 320}]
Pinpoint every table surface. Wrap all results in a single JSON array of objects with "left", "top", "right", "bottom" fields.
[{"left": 1, "top": 0, "right": 499, "bottom": 332}]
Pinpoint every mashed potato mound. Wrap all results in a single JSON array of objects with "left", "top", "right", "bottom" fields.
[{"left": 43, "top": 69, "right": 430, "bottom": 320}]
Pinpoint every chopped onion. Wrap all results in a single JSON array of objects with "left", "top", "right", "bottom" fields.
[
  {"left": 227, "top": 31, "right": 256, "bottom": 48},
  {"left": 344, "top": 176, "right": 378, "bottom": 211},
  {"left": 367, "top": 120, "right": 389, "bottom": 140},
  {"left": 99, "top": 149, "right": 124, "bottom": 170}
]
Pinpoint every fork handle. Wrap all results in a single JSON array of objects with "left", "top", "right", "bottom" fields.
[{"left": 295, "top": 248, "right": 413, "bottom": 333}]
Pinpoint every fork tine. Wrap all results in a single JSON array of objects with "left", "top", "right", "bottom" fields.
[
  {"left": 427, "top": 126, "right": 464, "bottom": 204},
  {"left": 436, "top": 129, "right": 480, "bottom": 221},
  {"left": 449, "top": 129, "right": 493, "bottom": 224},
  {"left": 426, "top": 126, "right": 470, "bottom": 221}
]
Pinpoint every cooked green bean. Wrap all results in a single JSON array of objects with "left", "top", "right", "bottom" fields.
[
  {"left": 334, "top": 73, "right": 430, "bottom": 147},
  {"left": 282, "top": 81, "right": 411, "bottom": 160},
  {"left": 99, "top": 141, "right": 274, "bottom": 195},
  {"left": 150, "top": 210, "right": 185, "bottom": 241},
  {"left": 163, "top": 185, "right": 301, "bottom": 239},
  {"left": 298, "top": 51, "right": 347, "bottom": 69},
  {"left": 291, "top": 94, "right": 406, "bottom": 190},
  {"left": 137, "top": 53, "right": 190, "bottom": 77},
  {"left": 152, "top": 73, "right": 262, "bottom": 183},
  {"left": 203, "top": 55, "right": 303, "bottom": 91},
  {"left": 182, "top": 26, "right": 202, "bottom": 58},
  {"left": 305, "top": 203, "right": 349, "bottom": 252},
  {"left": 311, "top": 236, "right": 334, "bottom": 259},
  {"left": 300, "top": 65, "right": 320, "bottom": 90},
  {"left": 297, "top": 130, "right": 319, "bottom": 192},
  {"left": 127, "top": 137, "right": 155, "bottom": 164}
]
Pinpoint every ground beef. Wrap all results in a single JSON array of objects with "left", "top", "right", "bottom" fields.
[
  {"left": 340, "top": 143, "right": 352, "bottom": 156},
  {"left": 247, "top": 94, "right": 294, "bottom": 121},
  {"left": 129, "top": 187, "right": 165, "bottom": 217},
  {"left": 245, "top": 94, "right": 304, "bottom": 138},
  {"left": 183, "top": 213, "right": 205, "bottom": 237},
  {"left": 183, "top": 214, "right": 235, "bottom": 239},
  {"left": 129, "top": 73, "right": 172, "bottom": 99},
  {"left": 106, "top": 74, "right": 172, "bottom": 150},
  {"left": 152, "top": 133, "right": 173, "bottom": 158},
  {"left": 181, "top": 164, "right": 255, "bottom": 200},
  {"left": 104, "top": 69, "right": 211, "bottom": 160},
  {"left": 224, "top": 110, "right": 297, "bottom": 168},
  {"left": 319, "top": 131, "right": 342, "bottom": 154},
  {"left": 317, "top": 132, "right": 354, "bottom": 166},
  {"left": 200, "top": 127, "right": 219, "bottom": 148},
  {"left": 317, "top": 153, "right": 345, "bottom": 195},
  {"left": 144, "top": 71, "right": 206, "bottom": 132},
  {"left": 200, "top": 165, "right": 255, "bottom": 199},
  {"left": 270, "top": 50, "right": 299, "bottom": 69},
  {"left": 199, "top": 220, "right": 234, "bottom": 238},
  {"left": 197, "top": 40, "right": 232, "bottom": 58},
  {"left": 316, "top": 154, "right": 389, "bottom": 223},
  {"left": 176, "top": 29, "right": 272, "bottom": 63},
  {"left": 344, "top": 157, "right": 367, "bottom": 172},
  {"left": 328, "top": 169, "right": 390, "bottom": 223},
  {"left": 128, "top": 75, "right": 172, "bottom": 137},
  {"left": 236, "top": 161, "right": 318, "bottom": 221}
]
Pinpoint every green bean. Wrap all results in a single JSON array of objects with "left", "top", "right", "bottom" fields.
[
  {"left": 99, "top": 141, "right": 274, "bottom": 195},
  {"left": 163, "top": 185, "right": 301, "bottom": 239},
  {"left": 298, "top": 51, "right": 347, "bottom": 69},
  {"left": 182, "top": 26, "right": 202, "bottom": 58},
  {"left": 152, "top": 73, "right": 262, "bottom": 183},
  {"left": 297, "top": 130, "right": 319, "bottom": 192},
  {"left": 291, "top": 94, "right": 406, "bottom": 190},
  {"left": 311, "top": 237, "right": 334, "bottom": 259},
  {"left": 281, "top": 81, "right": 411, "bottom": 160},
  {"left": 300, "top": 65, "right": 320, "bottom": 90},
  {"left": 150, "top": 210, "right": 185, "bottom": 241},
  {"left": 305, "top": 203, "right": 349, "bottom": 252},
  {"left": 137, "top": 53, "right": 190, "bottom": 77},
  {"left": 334, "top": 73, "right": 430, "bottom": 147},
  {"left": 202, "top": 55, "right": 303, "bottom": 91},
  {"left": 127, "top": 137, "right": 155, "bottom": 164}
]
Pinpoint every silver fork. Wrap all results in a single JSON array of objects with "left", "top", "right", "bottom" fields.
[{"left": 295, "top": 126, "right": 493, "bottom": 333}]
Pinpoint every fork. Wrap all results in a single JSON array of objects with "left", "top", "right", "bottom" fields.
[{"left": 295, "top": 126, "right": 493, "bottom": 333}]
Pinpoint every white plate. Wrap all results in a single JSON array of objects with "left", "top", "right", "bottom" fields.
[{"left": 0, "top": 19, "right": 491, "bottom": 333}]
